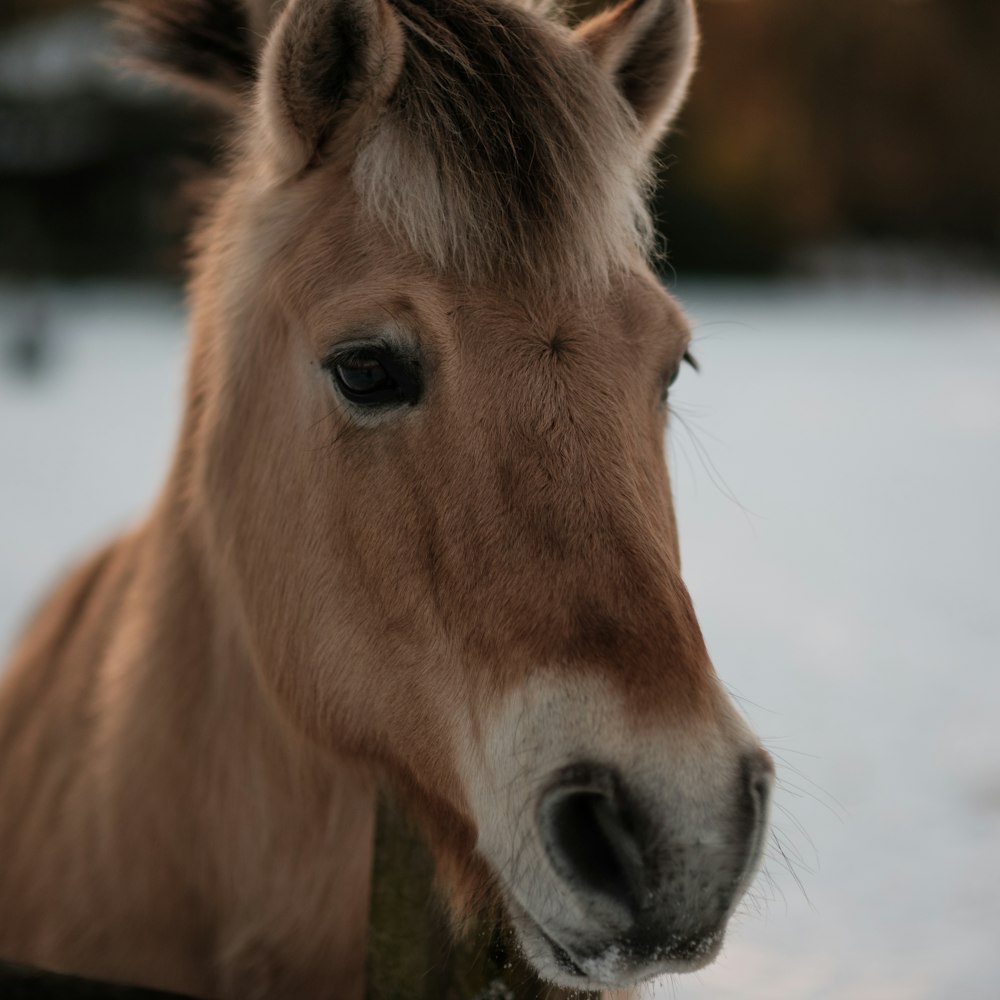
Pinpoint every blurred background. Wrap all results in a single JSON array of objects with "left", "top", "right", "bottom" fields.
[
  {"left": 1, "top": 1, "right": 998, "bottom": 998},
  {"left": 2, "top": 0, "right": 999, "bottom": 281}
]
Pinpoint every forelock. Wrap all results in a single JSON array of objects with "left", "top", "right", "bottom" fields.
[{"left": 352, "top": 0, "right": 653, "bottom": 292}]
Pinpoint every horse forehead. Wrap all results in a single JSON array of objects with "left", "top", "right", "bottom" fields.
[{"left": 451, "top": 273, "right": 685, "bottom": 355}]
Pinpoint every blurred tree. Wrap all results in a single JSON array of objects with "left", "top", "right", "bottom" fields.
[
  {"left": 1, "top": 0, "right": 90, "bottom": 26},
  {"left": 0, "top": 5, "right": 218, "bottom": 278},
  {"left": 648, "top": 0, "right": 1000, "bottom": 272}
]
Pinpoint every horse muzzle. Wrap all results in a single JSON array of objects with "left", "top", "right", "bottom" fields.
[{"left": 508, "top": 749, "right": 774, "bottom": 989}]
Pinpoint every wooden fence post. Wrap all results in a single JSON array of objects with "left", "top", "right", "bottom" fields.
[{"left": 365, "top": 792, "right": 601, "bottom": 1000}]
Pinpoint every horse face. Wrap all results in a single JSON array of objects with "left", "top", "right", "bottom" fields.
[
  {"left": 190, "top": 189, "right": 771, "bottom": 987},
  {"left": 153, "top": 0, "right": 773, "bottom": 988}
]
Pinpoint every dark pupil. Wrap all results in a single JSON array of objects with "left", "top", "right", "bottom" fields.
[
  {"left": 661, "top": 365, "right": 680, "bottom": 401},
  {"left": 336, "top": 358, "right": 390, "bottom": 394}
]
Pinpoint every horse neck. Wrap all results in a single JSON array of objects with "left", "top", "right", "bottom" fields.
[
  {"left": 0, "top": 350, "right": 375, "bottom": 996},
  {"left": 114, "top": 434, "right": 379, "bottom": 992}
]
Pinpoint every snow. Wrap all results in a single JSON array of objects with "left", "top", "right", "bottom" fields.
[
  {"left": 2, "top": 280, "right": 999, "bottom": 998},
  {"left": 0, "top": 285, "right": 186, "bottom": 646},
  {"left": 663, "top": 280, "right": 1000, "bottom": 1000}
]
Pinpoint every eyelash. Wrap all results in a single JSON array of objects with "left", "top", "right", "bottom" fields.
[
  {"left": 324, "top": 343, "right": 422, "bottom": 408},
  {"left": 663, "top": 350, "right": 699, "bottom": 402}
]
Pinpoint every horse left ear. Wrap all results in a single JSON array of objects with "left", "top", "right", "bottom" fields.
[
  {"left": 258, "top": 0, "right": 405, "bottom": 174},
  {"left": 575, "top": 0, "right": 699, "bottom": 151}
]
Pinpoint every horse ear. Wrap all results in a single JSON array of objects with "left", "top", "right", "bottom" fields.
[
  {"left": 113, "top": 0, "right": 264, "bottom": 111},
  {"left": 576, "top": 0, "right": 699, "bottom": 150},
  {"left": 257, "top": 0, "right": 405, "bottom": 174}
]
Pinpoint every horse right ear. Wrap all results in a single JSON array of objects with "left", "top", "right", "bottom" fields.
[{"left": 257, "top": 0, "right": 405, "bottom": 174}]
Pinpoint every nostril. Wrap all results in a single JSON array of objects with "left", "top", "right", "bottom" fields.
[{"left": 540, "top": 772, "right": 645, "bottom": 915}]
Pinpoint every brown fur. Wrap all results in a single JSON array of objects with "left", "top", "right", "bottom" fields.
[{"left": 0, "top": 2, "right": 764, "bottom": 997}]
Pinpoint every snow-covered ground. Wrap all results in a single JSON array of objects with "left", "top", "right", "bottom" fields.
[
  {"left": 1, "top": 280, "right": 998, "bottom": 999},
  {"left": 665, "top": 282, "right": 1000, "bottom": 1000}
]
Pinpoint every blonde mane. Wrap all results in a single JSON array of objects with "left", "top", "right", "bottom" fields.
[{"left": 353, "top": 0, "right": 654, "bottom": 290}]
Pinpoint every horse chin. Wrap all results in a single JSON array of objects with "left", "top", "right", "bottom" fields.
[{"left": 504, "top": 894, "right": 725, "bottom": 991}]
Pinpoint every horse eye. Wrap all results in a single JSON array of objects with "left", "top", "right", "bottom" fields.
[
  {"left": 661, "top": 350, "right": 698, "bottom": 403},
  {"left": 337, "top": 356, "right": 388, "bottom": 394},
  {"left": 661, "top": 362, "right": 683, "bottom": 401},
  {"left": 326, "top": 346, "right": 421, "bottom": 408}
]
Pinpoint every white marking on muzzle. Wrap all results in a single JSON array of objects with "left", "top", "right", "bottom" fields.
[{"left": 458, "top": 671, "right": 768, "bottom": 990}]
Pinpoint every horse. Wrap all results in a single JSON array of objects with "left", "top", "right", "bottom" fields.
[{"left": 0, "top": 0, "right": 774, "bottom": 996}]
